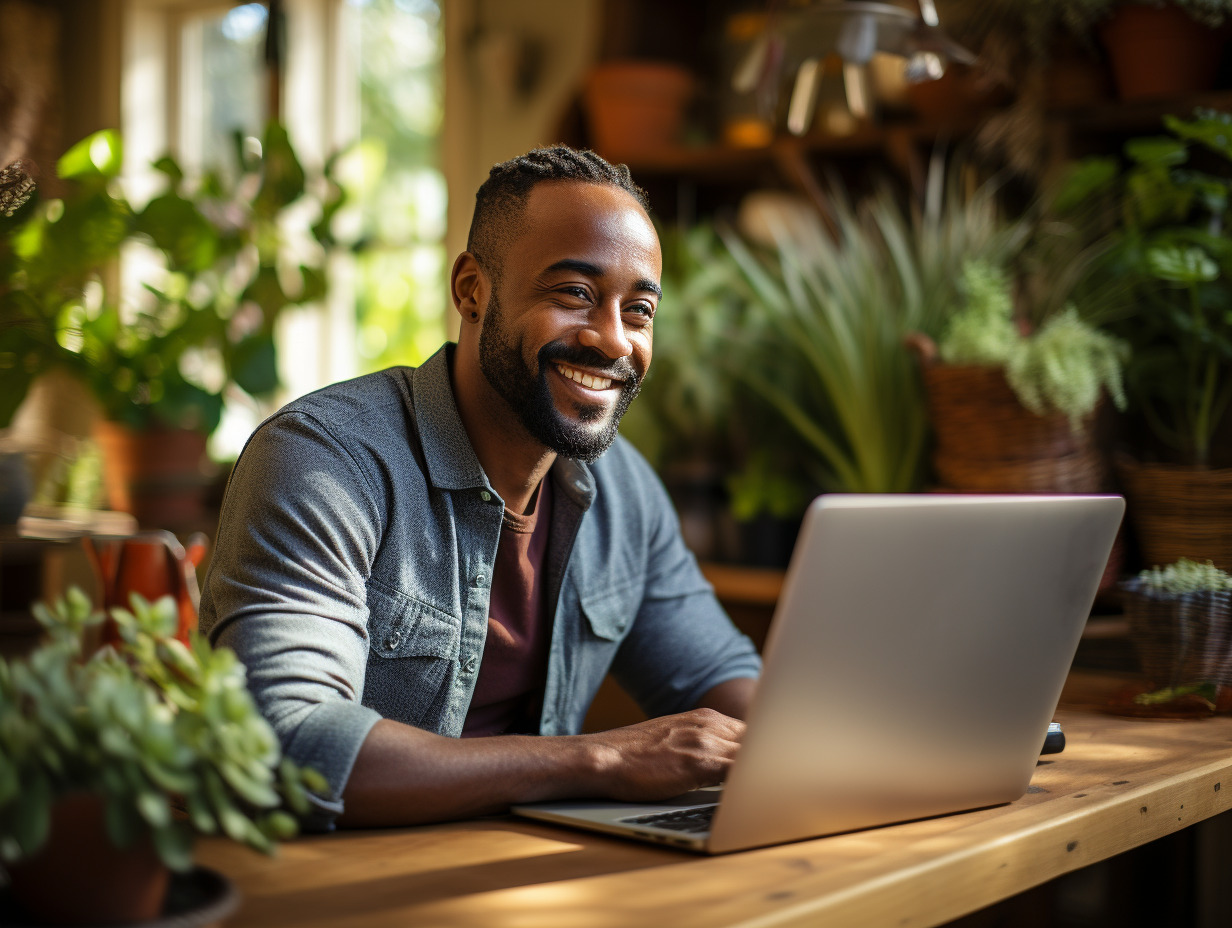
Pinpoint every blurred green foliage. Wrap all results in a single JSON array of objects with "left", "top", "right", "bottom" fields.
[
  {"left": 0, "top": 588, "right": 325, "bottom": 870},
  {"left": 1, "top": 123, "right": 345, "bottom": 434},
  {"left": 1053, "top": 108, "right": 1232, "bottom": 464}
]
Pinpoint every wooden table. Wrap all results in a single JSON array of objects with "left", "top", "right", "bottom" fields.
[{"left": 196, "top": 672, "right": 1232, "bottom": 928}]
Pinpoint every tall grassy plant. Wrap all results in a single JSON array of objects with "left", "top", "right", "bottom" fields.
[
  {"left": 722, "top": 199, "right": 925, "bottom": 493},
  {"left": 720, "top": 163, "right": 1032, "bottom": 494}
]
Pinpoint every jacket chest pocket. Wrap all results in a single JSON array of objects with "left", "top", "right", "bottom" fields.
[
  {"left": 364, "top": 582, "right": 460, "bottom": 729},
  {"left": 579, "top": 582, "right": 641, "bottom": 644}
]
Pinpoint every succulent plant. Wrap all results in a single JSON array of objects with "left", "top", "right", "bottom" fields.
[{"left": 0, "top": 588, "right": 325, "bottom": 871}]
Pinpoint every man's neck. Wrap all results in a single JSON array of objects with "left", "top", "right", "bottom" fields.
[{"left": 449, "top": 344, "right": 556, "bottom": 515}]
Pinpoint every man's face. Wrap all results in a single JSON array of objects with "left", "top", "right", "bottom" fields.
[{"left": 477, "top": 181, "right": 661, "bottom": 463}]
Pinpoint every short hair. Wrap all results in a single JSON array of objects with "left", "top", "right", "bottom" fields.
[{"left": 466, "top": 146, "right": 650, "bottom": 282}]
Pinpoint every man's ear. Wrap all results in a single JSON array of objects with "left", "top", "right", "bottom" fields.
[{"left": 451, "top": 252, "right": 488, "bottom": 325}]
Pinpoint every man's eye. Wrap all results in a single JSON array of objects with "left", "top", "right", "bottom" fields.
[
  {"left": 558, "top": 286, "right": 591, "bottom": 301},
  {"left": 623, "top": 304, "right": 655, "bottom": 324}
]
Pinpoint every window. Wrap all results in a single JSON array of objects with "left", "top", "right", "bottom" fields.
[{"left": 123, "top": 0, "right": 447, "bottom": 458}]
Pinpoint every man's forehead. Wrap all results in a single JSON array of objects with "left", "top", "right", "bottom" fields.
[
  {"left": 522, "top": 179, "right": 650, "bottom": 225},
  {"left": 512, "top": 181, "right": 661, "bottom": 269}
]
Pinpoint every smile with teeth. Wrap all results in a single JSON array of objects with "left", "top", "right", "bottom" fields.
[{"left": 556, "top": 363, "right": 618, "bottom": 391}]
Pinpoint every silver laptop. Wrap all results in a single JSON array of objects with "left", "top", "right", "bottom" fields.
[{"left": 513, "top": 493, "right": 1125, "bottom": 853}]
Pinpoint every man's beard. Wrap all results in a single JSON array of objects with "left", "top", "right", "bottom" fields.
[{"left": 478, "top": 291, "right": 641, "bottom": 463}]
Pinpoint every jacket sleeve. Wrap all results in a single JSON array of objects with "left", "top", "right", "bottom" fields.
[
  {"left": 606, "top": 450, "right": 762, "bottom": 718},
  {"left": 198, "top": 411, "right": 384, "bottom": 830}
]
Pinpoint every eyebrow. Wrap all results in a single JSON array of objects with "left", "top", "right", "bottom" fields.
[{"left": 543, "top": 258, "right": 663, "bottom": 299}]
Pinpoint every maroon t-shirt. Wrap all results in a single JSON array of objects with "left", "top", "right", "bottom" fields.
[{"left": 461, "top": 479, "right": 554, "bottom": 737}]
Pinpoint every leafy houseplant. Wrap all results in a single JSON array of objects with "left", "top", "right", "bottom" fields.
[
  {"left": 1057, "top": 110, "right": 1232, "bottom": 466},
  {"left": 1117, "top": 558, "right": 1232, "bottom": 717},
  {"left": 1, "top": 125, "right": 344, "bottom": 522},
  {"left": 0, "top": 588, "right": 324, "bottom": 924},
  {"left": 1054, "top": 109, "right": 1232, "bottom": 568}
]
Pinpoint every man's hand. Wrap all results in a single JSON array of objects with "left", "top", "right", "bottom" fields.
[
  {"left": 582, "top": 709, "right": 746, "bottom": 801},
  {"left": 339, "top": 708, "right": 746, "bottom": 827}
]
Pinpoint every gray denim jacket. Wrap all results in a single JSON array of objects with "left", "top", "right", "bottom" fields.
[{"left": 199, "top": 344, "right": 760, "bottom": 826}]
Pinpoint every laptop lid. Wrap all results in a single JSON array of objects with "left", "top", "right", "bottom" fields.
[{"left": 515, "top": 494, "right": 1125, "bottom": 854}]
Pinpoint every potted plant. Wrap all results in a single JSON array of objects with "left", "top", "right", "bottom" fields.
[
  {"left": 1, "top": 124, "right": 343, "bottom": 527},
  {"left": 1113, "top": 558, "right": 1232, "bottom": 717},
  {"left": 717, "top": 162, "right": 1036, "bottom": 501},
  {"left": 1054, "top": 109, "right": 1232, "bottom": 568},
  {"left": 1051, "top": 0, "right": 1232, "bottom": 100},
  {"left": 911, "top": 257, "right": 1129, "bottom": 494},
  {"left": 0, "top": 587, "right": 325, "bottom": 924}
]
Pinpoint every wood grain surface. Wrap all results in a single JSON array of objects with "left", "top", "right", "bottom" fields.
[{"left": 195, "top": 672, "right": 1232, "bottom": 928}]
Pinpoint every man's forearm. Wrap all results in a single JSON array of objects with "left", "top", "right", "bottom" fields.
[
  {"left": 338, "top": 707, "right": 747, "bottom": 827},
  {"left": 338, "top": 719, "right": 599, "bottom": 827}
]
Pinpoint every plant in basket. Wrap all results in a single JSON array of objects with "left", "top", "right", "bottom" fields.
[
  {"left": 1053, "top": 108, "right": 1232, "bottom": 568},
  {"left": 0, "top": 588, "right": 325, "bottom": 925},
  {"left": 1113, "top": 559, "right": 1232, "bottom": 718},
  {"left": 912, "top": 256, "right": 1129, "bottom": 494}
]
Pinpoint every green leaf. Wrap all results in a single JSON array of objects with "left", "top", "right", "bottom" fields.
[
  {"left": 136, "top": 193, "right": 218, "bottom": 272},
  {"left": 229, "top": 333, "right": 279, "bottom": 396},
  {"left": 1052, "top": 157, "right": 1119, "bottom": 213},
  {"left": 136, "top": 790, "right": 171, "bottom": 828},
  {"left": 1164, "top": 110, "right": 1232, "bottom": 160},
  {"left": 1125, "top": 136, "right": 1189, "bottom": 168},
  {"left": 299, "top": 264, "right": 327, "bottom": 303},
  {"left": 1147, "top": 245, "right": 1219, "bottom": 285},
  {"left": 57, "top": 130, "right": 124, "bottom": 180},
  {"left": 12, "top": 774, "right": 51, "bottom": 856},
  {"left": 185, "top": 791, "right": 218, "bottom": 835},
  {"left": 255, "top": 123, "right": 306, "bottom": 216},
  {"left": 263, "top": 810, "right": 298, "bottom": 841},
  {"left": 151, "top": 155, "right": 185, "bottom": 186},
  {"left": 152, "top": 822, "right": 195, "bottom": 872}
]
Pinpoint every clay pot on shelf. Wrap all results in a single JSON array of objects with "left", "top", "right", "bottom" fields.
[
  {"left": 583, "top": 60, "right": 694, "bottom": 163},
  {"left": 1099, "top": 5, "right": 1226, "bottom": 101},
  {"left": 93, "top": 421, "right": 214, "bottom": 530}
]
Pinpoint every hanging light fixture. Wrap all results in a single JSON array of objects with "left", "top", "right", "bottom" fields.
[{"left": 733, "top": 1, "right": 975, "bottom": 134}]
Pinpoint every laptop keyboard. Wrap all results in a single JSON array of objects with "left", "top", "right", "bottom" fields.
[{"left": 620, "top": 804, "right": 718, "bottom": 833}]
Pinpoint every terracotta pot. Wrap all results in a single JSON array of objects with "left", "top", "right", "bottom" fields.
[
  {"left": 6, "top": 793, "right": 170, "bottom": 925},
  {"left": 93, "top": 421, "right": 212, "bottom": 529},
  {"left": 583, "top": 60, "right": 694, "bottom": 162},
  {"left": 1099, "top": 5, "right": 1225, "bottom": 101}
]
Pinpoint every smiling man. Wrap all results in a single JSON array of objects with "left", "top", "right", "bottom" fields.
[{"left": 199, "top": 147, "right": 761, "bottom": 828}]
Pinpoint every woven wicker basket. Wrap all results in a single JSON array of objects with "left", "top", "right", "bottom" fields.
[
  {"left": 1117, "top": 458, "right": 1232, "bottom": 571},
  {"left": 919, "top": 361, "right": 1106, "bottom": 494},
  {"left": 1122, "top": 581, "right": 1232, "bottom": 688}
]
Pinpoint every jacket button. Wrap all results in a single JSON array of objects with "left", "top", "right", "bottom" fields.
[
  {"left": 462, "top": 655, "right": 478, "bottom": 674},
  {"left": 480, "top": 490, "right": 492, "bottom": 502},
  {"left": 384, "top": 631, "right": 402, "bottom": 651},
  {"left": 473, "top": 571, "right": 487, "bottom": 586}
]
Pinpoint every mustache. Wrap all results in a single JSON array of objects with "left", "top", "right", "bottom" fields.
[{"left": 538, "top": 341, "right": 640, "bottom": 385}]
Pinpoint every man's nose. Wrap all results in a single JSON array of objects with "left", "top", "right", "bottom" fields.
[{"left": 578, "top": 301, "right": 633, "bottom": 360}]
